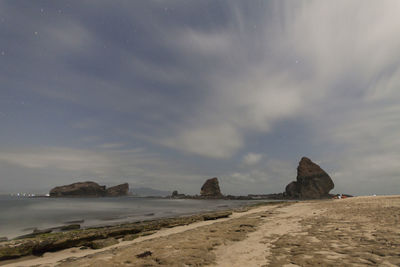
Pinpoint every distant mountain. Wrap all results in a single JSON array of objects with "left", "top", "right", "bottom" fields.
[{"left": 129, "top": 187, "right": 171, "bottom": 197}]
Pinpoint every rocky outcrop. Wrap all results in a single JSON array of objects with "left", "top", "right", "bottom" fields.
[
  {"left": 106, "top": 183, "right": 129, "bottom": 197},
  {"left": 200, "top": 177, "right": 223, "bottom": 198},
  {"left": 89, "top": 237, "right": 118, "bottom": 249},
  {"left": 202, "top": 211, "right": 231, "bottom": 220},
  {"left": 49, "top": 182, "right": 106, "bottom": 197},
  {"left": 285, "top": 157, "right": 334, "bottom": 199},
  {"left": 0, "top": 209, "right": 233, "bottom": 261},
  {"left": 171, "top": 190, "right": 186, "bottom": 199},
  {"left": 50, "top": 182, "right": 129, "bottom": 197}
]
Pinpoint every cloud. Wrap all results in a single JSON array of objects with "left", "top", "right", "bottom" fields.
[
  {"left": 0, "top": 147, "right": 109, "bottom": 172},
  {"left": 221, "top": 158, "right": 295, "bottom": 195},
  {"left": 242, "top": 153, "right": 263, "bottom": 166},
  {"left": 160, "top": 123, "right": 242, "bottom": 158},
  {"left": 2, "top": 1, "right": 400, "bottom": 195},
  {"left": 97, "top": 143, "right": 125, "bottom": 149},
  {"left": 72, "top": 118, "right": 100, "bottom": 129}
]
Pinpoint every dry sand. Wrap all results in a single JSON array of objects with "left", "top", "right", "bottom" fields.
[{"left": 2, "top": 196, "right": 400, "bottom": 267}]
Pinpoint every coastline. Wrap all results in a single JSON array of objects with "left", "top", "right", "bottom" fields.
[
  {"left": 0, "top": 196, "right": 272, "bottom": 240},
  {"left": 2, "top": 196, "right": 399, "bottom": 266},
  {"left": 0, "top": 201, "right": 286, "bottom": 264}
]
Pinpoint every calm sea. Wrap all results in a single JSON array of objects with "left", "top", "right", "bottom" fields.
[{"left": 0, "top": 195, "right": 268, "bottom": 239}]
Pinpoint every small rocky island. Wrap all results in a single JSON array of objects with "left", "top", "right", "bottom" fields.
[
  {"left": 171, "top": 177, "right": 224, "bottom": 199},
  {"left": 49, "top": 181, "right": 129, "bottom": 197},
  {"left": 200, "top": 177, "right": 223, "bottom": 198}
]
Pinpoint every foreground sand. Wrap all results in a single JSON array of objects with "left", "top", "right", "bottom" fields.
[{"left": 3, "top": 196, "right": 400, "bottom": 267}]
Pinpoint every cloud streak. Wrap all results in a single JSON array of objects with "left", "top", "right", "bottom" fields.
[{"left": 1, "top": 1, "right": 400, "bottom": 195}]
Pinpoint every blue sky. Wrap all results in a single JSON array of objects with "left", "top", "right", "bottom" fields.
[{"left": 1, "top": 1, "right": 400, "bottom": 195}]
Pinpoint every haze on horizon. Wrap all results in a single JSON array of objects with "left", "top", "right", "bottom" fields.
[{"left": 1, "top": 1, "right": 399, "bottom": 196}]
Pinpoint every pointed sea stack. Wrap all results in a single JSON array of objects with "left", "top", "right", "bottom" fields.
[
  {"left": 285, "top": 157, "right": 334, "bottom": 199},
  {"left": 200, "top": 177, "right": 223, "bottom": 198}
]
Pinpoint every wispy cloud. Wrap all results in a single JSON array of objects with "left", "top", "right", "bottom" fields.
[
  {"left": 242, "top": 153, "right": 263, "bottom": 166},
  {"left": 1, "top": 1, "right": 400, "bottom": 195},
  {"left": 97, "top": 143, "right": 125, "bottom": 149}
]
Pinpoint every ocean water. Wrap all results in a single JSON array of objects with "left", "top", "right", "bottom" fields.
[{"left": 0, "top": 195, "right": 268, "bottom": 239}]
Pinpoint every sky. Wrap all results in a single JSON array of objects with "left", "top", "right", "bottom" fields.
[{"left": 1, "top": 0, "right": 400, "bottom": 196}]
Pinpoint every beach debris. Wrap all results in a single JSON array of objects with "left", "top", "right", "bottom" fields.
[
  {"left": 89, "top": 237, "right": 118, "bottom": 249},
  {"left": 136, "top": 250, "right": 152, "bottom": 258},
  {"left": 332, "top": 194, "right": 353, "bottom": 199}
]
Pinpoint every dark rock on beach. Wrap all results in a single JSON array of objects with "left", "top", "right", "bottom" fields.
[
  {"left": 200, "top": 177, "right": 223, "bottom": 198},
  {"left": 285, "top": 157, "right": 334, "bottom": 199},
  {"left": 136, "top": 250, "right": 152, "bottom": 258},
  {"left": 203, "top": 211, "right": 232, "bottom": 220},
  {"left": 89, "top": 237, "right": 118, "bottom": 249},
  {"left": 59, "top": 224, "right": 80, "bottom": 231}
]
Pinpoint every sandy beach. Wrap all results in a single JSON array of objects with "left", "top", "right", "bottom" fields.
[{"left": 2, "top": 196, "right": 399, "bottom": 267}]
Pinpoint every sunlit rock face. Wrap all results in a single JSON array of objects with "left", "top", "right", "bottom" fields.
[{"left": 285, "top": 157, "right": 334, "bottom": 199}]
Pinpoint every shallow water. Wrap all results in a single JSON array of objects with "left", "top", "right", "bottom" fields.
[{"left": 0, "top": 195, "right": 269, "bottom": 239}]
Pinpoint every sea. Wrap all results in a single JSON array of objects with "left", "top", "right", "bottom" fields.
[{"left": 0, "top": 195, "right": 273, "bottom": 239}]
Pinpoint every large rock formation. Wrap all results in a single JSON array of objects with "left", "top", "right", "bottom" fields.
[
  {"left": 285, "top": 157, "right": 334, "bottom": 199},
  {"left": 50, "top": 182, "right": 129, "bottom": 197},
  {"left": 200, "top": 177, "right": 223, "bottom": 198},
  {"left": 50, "top": 182, "right": 106, "bottom": 197},
  {"left": 106, "top": 183, "right": 129, "bottom": 197}
]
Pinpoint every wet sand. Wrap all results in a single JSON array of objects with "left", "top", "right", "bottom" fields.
[{"left": 2, "top": 196, "right": 399, "bottom": 266}]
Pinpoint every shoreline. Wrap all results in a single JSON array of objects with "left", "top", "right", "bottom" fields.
[
  {"left": 0, "top": 201, "right": 287, "bottom": 264},
  {"left": 0, "top": 196, "right": 283, "bottom": 240},
  {"left": 3, "top": 196, "right": 398, "bottom": 266},
  {"left": 0, "top": 201, "right": 291, "bottom": 267}
]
